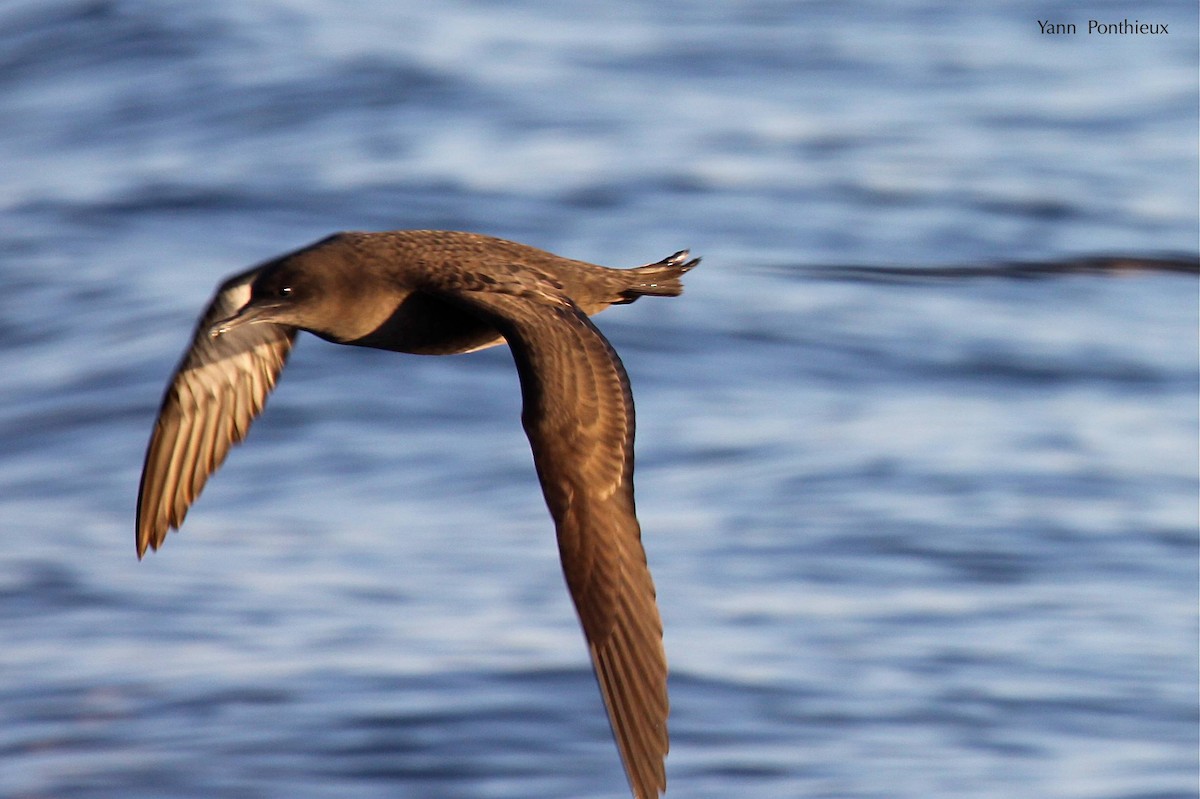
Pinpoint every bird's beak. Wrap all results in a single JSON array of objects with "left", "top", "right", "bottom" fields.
[{"left": 209, "top": 302, "right": 283, "bottom": 338}]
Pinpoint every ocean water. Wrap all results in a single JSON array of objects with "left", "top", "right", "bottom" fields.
[{"left": 0, "top": 1, "right": 1197, "bottom": 798}]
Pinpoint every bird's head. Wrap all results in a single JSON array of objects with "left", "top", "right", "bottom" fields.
[
  {"left": 210, "top": 233, "right": 393, "bottom": 342},
  {"left": 210, "top": 257, "right": 324, "bottom": 336}
]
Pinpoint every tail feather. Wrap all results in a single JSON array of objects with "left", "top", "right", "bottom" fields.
[{"left": 619, "top": 250, "right": 700, "bottom": 301}]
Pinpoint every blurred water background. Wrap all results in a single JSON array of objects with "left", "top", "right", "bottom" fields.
[{"left": 1, "top": 1, "right": 1197, "bottom": 797}]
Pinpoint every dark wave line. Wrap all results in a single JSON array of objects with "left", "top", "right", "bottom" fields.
[{"left": 791, "top": 255, "right": 1199, "bottom": 282}]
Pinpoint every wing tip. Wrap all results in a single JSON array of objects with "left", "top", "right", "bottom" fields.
[{"left": 135, "top": 520, "right": 165, "bottom": 560}]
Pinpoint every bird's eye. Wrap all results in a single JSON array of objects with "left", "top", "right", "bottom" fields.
[{"left": 278, "top": 286, "right": 293, "bottom": 298}]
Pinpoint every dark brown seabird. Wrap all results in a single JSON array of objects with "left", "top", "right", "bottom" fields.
[{"left": 136, "top": 230, "right": 699, "bottom": 799}]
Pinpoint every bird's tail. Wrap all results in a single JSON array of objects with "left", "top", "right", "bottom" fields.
[{"left": 618, "top": 250, "right": 700, "bottom": 301}]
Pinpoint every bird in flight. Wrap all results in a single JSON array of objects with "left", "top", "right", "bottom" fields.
[{"left": 136, "top": 230, "right": 699, "bottom": 799}]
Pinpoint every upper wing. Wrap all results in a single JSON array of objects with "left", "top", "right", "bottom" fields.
[
  {"left": 453, "top": 287, "right": 668, "bottom": 799},
  {"left": 136, "top": 268, "right": 296, "bottom": 558}
]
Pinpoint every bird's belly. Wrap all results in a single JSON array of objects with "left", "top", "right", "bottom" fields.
[{"left": 345, "top": 291, "right": 504, "bottom": 355}]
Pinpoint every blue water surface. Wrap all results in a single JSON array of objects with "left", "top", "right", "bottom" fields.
[{"left": 1, "top": 2, "right": 1197, "bottom": 798}]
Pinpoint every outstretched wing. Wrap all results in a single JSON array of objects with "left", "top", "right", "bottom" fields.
[
  {"left": 454, "top": 287, "right": 668, "bottom": 799},
  {"left": 136, "top": 268, "right": 296, "bottom": 558}
]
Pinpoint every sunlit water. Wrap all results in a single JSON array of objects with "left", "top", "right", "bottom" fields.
[{"left": 1, "top": 2, "right": 1196, "bottom": 798}]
